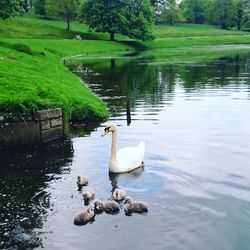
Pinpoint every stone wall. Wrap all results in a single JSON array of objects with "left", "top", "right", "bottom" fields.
[{"left": 0, "top": 108, "right": 64, "bottom": 146}]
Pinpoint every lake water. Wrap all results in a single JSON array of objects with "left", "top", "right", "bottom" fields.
[{"left": 0, "top": 52, "right": 250, "bottom": 249}]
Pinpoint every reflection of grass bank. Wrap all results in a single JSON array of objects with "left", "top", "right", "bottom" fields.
[
  {"left": 137, "top": 46, "right": 250, "bottom": 65},
  {"left": 69, "top": 45, "right": 250, "bottom": 67}
]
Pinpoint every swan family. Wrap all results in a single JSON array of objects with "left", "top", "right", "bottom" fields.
[{"left": 74, "top": 123, "right": 148, "bottom": 225}]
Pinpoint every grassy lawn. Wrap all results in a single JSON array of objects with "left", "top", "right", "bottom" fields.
[
  {"left": 141, "top": 35, "right": 250, "bottom": 49},
  {"left": 153, "top": 23, "right": 246, "bottom": 38},
  {"left": 0, "top": 12, "right": 250, "bottom": 121}
]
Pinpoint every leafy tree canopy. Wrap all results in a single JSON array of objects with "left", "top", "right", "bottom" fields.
[
  {"left": 210, "top": 0, "right": 237, "bottom": 29},
  {"left": 240, "top": 0, "right": 250, "bottom": 30},
  {"left": 157, "top": 0, "right": 181, "bottom": 24},
  {"left": 0, "top": 0, "right": 24, "bottom": 19},
  {"left": 79, "top": 0, "right": 154, "bottom": 41},
  {"left": 180, "top": 0, "right": 209, "bottom": 24},
  {"left": 34, "top": 0, "right": 47, "bottom": 17},
  {"left": 45, "top": 0, "right": 80, "bottom": 30}
]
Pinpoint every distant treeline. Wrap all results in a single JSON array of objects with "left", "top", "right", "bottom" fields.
[{"left": 153, "top": 0, "right": 250, "bottom": 31}]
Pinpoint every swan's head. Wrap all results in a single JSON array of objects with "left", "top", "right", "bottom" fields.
[{"left": 101, "top": 123, "right": 118, "bottom": 137}]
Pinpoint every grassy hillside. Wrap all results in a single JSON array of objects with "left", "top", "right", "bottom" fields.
[
  {"left": 0, "top": 39, "right": 132, "bottom": 121},
  {"left": 0, "top": 14, "right": 133, "bottom": 121},
  {"left": 0, "top": 12, "right": 250, "bottom": 121},
  {"left": 153, "top": 23, "right": 246, "bottom": 38}
]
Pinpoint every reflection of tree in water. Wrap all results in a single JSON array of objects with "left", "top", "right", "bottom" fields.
[
  {"left": 71, "top": 58, "right": 177, "bottom": 116},
  {"left": 70, "top": 53, "right": 250, "bottom": 117},
  {"left": 0, "top": 141, "right": 73, "bottom": 249},
  {"left": 178, "top": 55, "right": 250, "bottom": 90}
]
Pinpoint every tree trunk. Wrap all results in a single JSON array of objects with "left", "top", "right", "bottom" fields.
[
  {"left": 67, "top": 18, "right": 70, "bottom": 30},
  {"left": 110, "top": 32, "right": 115, "bottom": 41}
]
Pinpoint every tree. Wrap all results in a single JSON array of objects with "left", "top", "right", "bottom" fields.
[
  {"left": 45, "top": 0, "right": 80, "bottom": 30},
  {"left": 210, "top": 0, "right": 237, "bottom": 29},
  {"left": 23, "top": 0, "right": 31, "bottom": 12},
  {"left": 0, "top": 0, "right": 24, "bottom": 19},
  {"left": 235, "top": 0, "right": 244, "bottom": 30},
  {"left": 122, "top": 0, "right": 155, "bottom": 40},
  {"left": 157, "top": 0, "right": 180, "bottom": 24},
  {"left": 240, "top": 0, "right": 250, "bottom": 30},
  {"left": 79, "top": 0, "right": 154, "bottom": 41},
  {"left": 180, "top": 0, "right": 209, "bottom": 24},
  {"left": 34, "top": 0, "right": 47, "bottom": 17}
]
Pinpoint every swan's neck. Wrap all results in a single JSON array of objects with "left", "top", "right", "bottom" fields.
[{"left": 110, "top": 131, "right": 117, "bottom": 163}]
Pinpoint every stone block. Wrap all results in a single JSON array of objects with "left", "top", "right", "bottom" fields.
[
  {"left": 50, "top": 117, "right": 63, "bottom": 128},
  {"left": 41, "top": 127, "right": 64, "bottom": 142},
  {"left": 41, "top": 119, "right": 50, "bottom": 130},
  {"left": 36, "top": 108, "right": 62, "bottom": 121}
]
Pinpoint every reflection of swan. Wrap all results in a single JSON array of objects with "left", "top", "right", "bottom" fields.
[
  {"left": 109, "top": 167, "right": 144, "bottom": 190},
  {"left": 102, "top": 123, "right": 145, "bottom": 173}
]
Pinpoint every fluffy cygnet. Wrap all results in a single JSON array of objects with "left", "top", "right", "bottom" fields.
[
  {"left": 112, "top": 188, "right": 126, "bottom": 201},
  {"left": 76, "top": 175, "right": 88, "bottom": 188},
  {"left": 74, "top": 204, "right": 95, "bottom": 225},
  {"left": 94, "top": 199, "right": 120, "bottom": 214},
  {"left": 124, "top": 196, "right": 148, "bottom": 213},
  {"left": 82, "top": 187, "right": 95, "bottom": 200}
]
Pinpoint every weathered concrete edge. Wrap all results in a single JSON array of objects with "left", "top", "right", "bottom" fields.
[{"left": 0, "top": 108, "right": 65, "bottom": 146}]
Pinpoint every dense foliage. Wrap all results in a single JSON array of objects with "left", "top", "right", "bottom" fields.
[
  {"left": 34, "top": 0, "right": 46, "bottom": 17},
  {"left": 156, "top": 0, "right": 181, "bottom": 24},
  {"left": 178, "top": 0, "right": 250, "bottom": 30},
  {"left": 0, "top": 0, "right": 24, "bottom": 19},
  {"left": 79, "top": 0, "right": 154, "bottom": 41},
  {"left": 45, "top": 0, "right": 80, "bottom": 30}
]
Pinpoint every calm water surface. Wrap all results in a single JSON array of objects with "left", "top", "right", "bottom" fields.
[{"left": 1, "top": 53, "right": 250, "bottom": 249}]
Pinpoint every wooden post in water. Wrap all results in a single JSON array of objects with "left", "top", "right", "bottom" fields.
[{"left": 126, "top": 97, "right": 131, "bottom": 126}]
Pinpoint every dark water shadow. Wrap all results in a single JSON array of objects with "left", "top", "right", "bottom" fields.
[{"left": 0, "top": 140, "right": 73, "bottom": 249}]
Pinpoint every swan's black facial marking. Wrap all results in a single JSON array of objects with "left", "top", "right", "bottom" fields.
[{"left": 104, "top": 126, "right": 110, "bottom": 133}]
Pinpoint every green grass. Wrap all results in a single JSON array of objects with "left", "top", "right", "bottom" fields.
[
  {"left": 1, "top": 12, "right": 250, "bottom": 122},
  {"left": 0, "top": 38, "right": 132, "bottom": 121},
  {"left": 153, "top": 23, "right": 246, "bottom": 38},
  {"left": 141, "top": 35, "right": 250, "bottom": 49},
  {"left": 0, "top": 12, "right": 127, "bottom": 40}
]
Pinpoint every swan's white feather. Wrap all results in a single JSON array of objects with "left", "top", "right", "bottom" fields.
[{"left": 116, "top": 141, "right": 145, "bottom": 173}]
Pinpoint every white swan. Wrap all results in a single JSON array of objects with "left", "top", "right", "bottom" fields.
[{"left": 102, "top": 123, "right": 145, "bottom": 173}]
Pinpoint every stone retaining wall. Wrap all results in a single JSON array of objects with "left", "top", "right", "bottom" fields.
[{"left": 0, "top": 108, "right": 64, "bottom": 146}]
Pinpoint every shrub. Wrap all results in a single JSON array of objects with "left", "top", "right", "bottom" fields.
[{"left": 13, "top": 43, "right": 33, "bottom": 55}]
